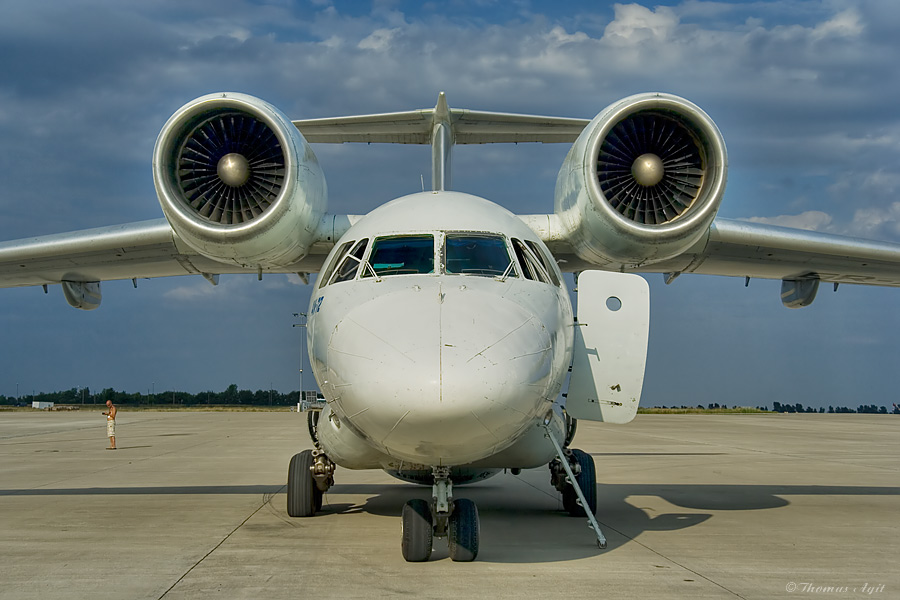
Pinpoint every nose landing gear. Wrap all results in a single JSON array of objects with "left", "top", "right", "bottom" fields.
[{"left": 400, "top": 466, "right": 481, "bottom": 562}]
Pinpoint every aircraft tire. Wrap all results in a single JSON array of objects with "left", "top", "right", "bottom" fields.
[
  {"left": 564, "top": 448, "right": 597, "bottom": 517},
  {"left": 448, "top": 498, "right": 480, "bottom": 562},
  {"left": 401, "top": 499, "right": 433, "bottom": 562},
  {"left": 562, "top": 485, "right": 578, "bottom": 514},
  {"left": 287, "top": 450, "right": 318, "bottom": 517}
]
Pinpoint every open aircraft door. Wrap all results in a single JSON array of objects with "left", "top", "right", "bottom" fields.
[{"left": 566, "top": 271, "right": 650, "bottom": 424}]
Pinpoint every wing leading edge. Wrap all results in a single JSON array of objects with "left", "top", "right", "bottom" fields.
[
  {"left": 3, "top": 92, "right": 899, "bottom": 311},
  {"left": 526, "top": 214, "right": 900, "bottom": 287},
  {"left": 0, "top": 217, "right": 350, "bottom": 290}
]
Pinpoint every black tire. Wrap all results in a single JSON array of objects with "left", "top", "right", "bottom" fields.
[
  {"left": 564, "top": 449, "right": 597, "bottom": 517},
  {"left": 562, "top": 485, "right": 578, "bottom": 515},
  {"left": 287, "top": 450, "right": 317, "bottom": 517},
  {"left": 448, "top": 498, "right": 480, "bottom": 562},
  {"left": 401, "top": 499, "right": 433, "bottom": 562}
]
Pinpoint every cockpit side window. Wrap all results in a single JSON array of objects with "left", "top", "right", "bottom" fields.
[
  {"left": 512, "top": 238, "right": 551, "bottom": 284},
  {"left": 362, "top": 235, "right": 435, "bottom": 277},
  {"left": 525, "top": 239, "right": 561, "bottom": 287},
  {"left": 445, "top": 233, "right": 514, "bottom": 277},
  {"left": 319, "top": 240, "right": 354, "bottom": 289},
  {"left": 330, "top": 238, "right": 369, "bottom": 284}
]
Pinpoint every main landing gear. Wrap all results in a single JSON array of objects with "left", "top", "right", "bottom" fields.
[
  {"left": 401, "top": 466, "right": 480, "bottom": 562},
  {"left": 287, "top": 448, "right": 334, "bottom": 517},
  {"left": 544, "top": 420, "right": 606, "bottom": 549}
]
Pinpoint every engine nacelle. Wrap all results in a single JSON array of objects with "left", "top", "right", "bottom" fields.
[
  {"left": 554, "top": 93, "right": 727, "bottom": 267},
  {"left": 153, "top": 93, "right": 326, "bottom": 268}
]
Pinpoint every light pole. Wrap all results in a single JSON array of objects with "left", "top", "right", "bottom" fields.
[{"left": 292, "top": 312, "right": 308, "bottom": 405}]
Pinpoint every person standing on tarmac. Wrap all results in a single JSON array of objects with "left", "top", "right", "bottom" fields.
[{"left": 102, "top": 400, "right": 117, "bottom": 450}]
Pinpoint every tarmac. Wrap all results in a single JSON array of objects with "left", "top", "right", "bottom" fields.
[{"left": 0, "top": 409, "right": 897, "bottom": 599}]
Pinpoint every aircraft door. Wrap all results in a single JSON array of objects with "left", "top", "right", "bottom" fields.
[{"left": 566, "top": 270, "right": 650, "bottom": 424}]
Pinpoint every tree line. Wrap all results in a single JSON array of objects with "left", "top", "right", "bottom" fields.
[
  {"left": 770, "top": 401, "right": 898, "bottom": 414},
  {"left": 3, "top": 389, "right": 898, "bottom": 414},
  {"left": 0, "top": 384, "right": 304, "bottom": 407}
]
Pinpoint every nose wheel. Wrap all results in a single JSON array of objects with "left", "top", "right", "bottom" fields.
[
  {"left": 401, "top": 499, "right": 434, "bottom": 562},
  {"left": 400, "top": 468, "right": 481, "bottom": 562},
  {"left": 447, "top": 498, "right": 479, "bottom": 562}
]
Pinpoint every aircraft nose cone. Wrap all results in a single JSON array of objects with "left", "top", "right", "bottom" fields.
[{"left": 326, "top": 281, "right": 554, "bottom": 465}]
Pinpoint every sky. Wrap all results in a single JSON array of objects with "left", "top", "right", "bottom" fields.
[{"left": 1, "top": 0, "right": 899, "bottom": 409}]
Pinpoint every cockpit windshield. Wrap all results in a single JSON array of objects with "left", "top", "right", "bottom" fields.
[
  {"left": 363, "top": 235, "right": 435, "bottom": 277},
  {"left": 319, "top": 231, "right": 558, "bottom": 286},
  {"left": 445, "top": 233, "right": 513, "bottom": 277}
]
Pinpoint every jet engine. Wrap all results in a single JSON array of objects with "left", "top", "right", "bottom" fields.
[
  {"left": 153, "top": 93, "right": 327, "bottom": 268},
  {"left": 554, "top": 93, "right": 727, "bottom": 267}
]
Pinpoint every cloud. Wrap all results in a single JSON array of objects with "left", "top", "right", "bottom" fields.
[
  {"left": 745, "top": 211, "right": 834, "bottom": 232},
  {"left": 744, "top": 199, "right": 900, "bottom": 242},
  {"left": 811, "top": 8, "right": 863, "bottom": 41},
  {"left": 602, "top": 3, "right": 679, "bottom": 45},
  {"left": 845, "top": 201, "right": 900, "bottom": 240},
  {"left": 358, "top": 27, "right": 400, "bottom": 51},
  {"left": 163, "top": 274, "right": 297, "bottom": 304}
]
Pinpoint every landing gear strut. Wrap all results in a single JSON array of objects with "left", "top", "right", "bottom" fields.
[{"left": 400, "top": 466, "right": 480, "bottom": 562}]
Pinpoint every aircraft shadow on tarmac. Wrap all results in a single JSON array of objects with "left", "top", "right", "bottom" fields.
[
  {"left": 4, "top": 481, "right": 897, "bottom": 563},
  {"left": 298, "top": 479, "right": 900, "bottom": 563}
]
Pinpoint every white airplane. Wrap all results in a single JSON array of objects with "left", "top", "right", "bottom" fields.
[{"left": 3, "top": 92, "right": 900, "bottom": 562}]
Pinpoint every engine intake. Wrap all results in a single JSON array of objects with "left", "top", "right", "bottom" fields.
[
  {"left": 153, "top": 93, "right": 327, "bottom": 268},
  {"left": 555, "top": 93, "right": 727, "bottom": 267}
]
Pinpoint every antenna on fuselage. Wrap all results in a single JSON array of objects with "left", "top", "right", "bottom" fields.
[{"left": 431, "top": 92, "right": 452, "bottom": 191}]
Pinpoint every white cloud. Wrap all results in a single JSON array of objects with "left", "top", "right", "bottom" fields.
[
  {"left": 845, "top": 201, "right": 900, "bottom": 240},
  {"left": 163, "top": 275, "right": 297, "bottom": 303},
  {"left": 745, "top": 198, "right": 900, "bottom": 242},
  {"left": 811, "top": 9, "right": 864, "bottom": 41},
  {"left": 164, "top": 280, "right": 226, "bottom": 302},
  {"left": 745, "top": 211, "right": 834, "bottom": 232},
  {"left": 602, "top": 3, "right": 679, "bottom": 45},
  {"left": 358, "top": 27, "right": 399, "bottom": 51}
]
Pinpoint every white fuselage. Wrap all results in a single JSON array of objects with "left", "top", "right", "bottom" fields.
[{"left": 308, "top": 192, "right": 573, "bottom": 471}]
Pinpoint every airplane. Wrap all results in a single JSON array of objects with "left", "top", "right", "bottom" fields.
[{"left": 3, "top": 91, "right": 900, "bottom": 562}]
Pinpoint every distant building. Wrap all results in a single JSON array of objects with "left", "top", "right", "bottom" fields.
[{"left": 32, "top": 401, "right": 54, "bottom": 410}]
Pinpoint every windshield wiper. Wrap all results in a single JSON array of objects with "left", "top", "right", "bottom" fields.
[{"left": 495, "top": 261, "right": 516, "bottom": 282}]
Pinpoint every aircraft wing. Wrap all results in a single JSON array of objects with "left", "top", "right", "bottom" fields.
[
  {"left": 642, "top": 218, "right": 900, "bottom": 288},
  {"left": 0, "top": 218, "right": 344, "bottom": 290},
  {"left": 531, "top": 214, "right": 900, "bottom": 303}
]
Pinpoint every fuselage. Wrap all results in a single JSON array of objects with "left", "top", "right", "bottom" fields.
[{"left": 308, "top": 192, "right": 573, "bottom": 469}]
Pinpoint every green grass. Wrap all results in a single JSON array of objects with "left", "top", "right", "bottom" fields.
[{"left": 637, "top": 406, "right": 769, "bottom": 414}]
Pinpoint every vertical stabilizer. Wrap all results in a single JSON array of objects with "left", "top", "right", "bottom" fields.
[{"left": 431, "top": 92, "right": 453, "bottom": 191}]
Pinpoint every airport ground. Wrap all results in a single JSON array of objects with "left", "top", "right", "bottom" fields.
[{"left": 0, "top": 410, "right": 896, "bottom": 599}]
